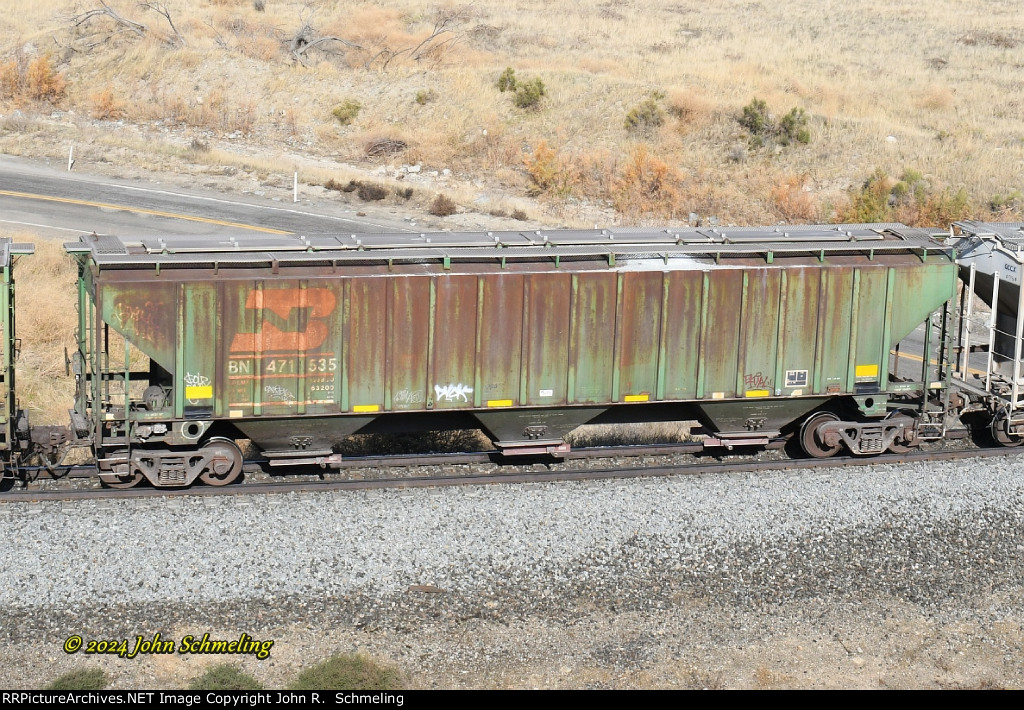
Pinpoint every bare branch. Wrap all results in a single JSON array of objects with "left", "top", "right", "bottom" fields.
[
  {"left": 69, "top": 1, "right": 148, "bottom": 36},
  {"left": 139, "top": 2, "right": 185, "bottom": 47},
  {"left": 365, "top": 8, "right": 465, "bottom": 72},
  {"left": 287, "top": 10, "right": 361, "bottom": 65},
  {"left": 203, "top": 20, "right": 230, "bottom": 50}
]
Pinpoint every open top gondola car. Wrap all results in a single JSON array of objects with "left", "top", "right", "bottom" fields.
[{"left": 63, "top": 224, "right": 957, "bottom": 487}]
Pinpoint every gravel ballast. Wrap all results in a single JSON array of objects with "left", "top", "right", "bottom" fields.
[{"left": 1, "top": 456, "right": 1022, "bottom": 689}]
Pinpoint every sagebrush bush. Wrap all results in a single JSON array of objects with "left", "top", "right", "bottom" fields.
[
  {"left": 496, "top": 67, "right": 517, "bottom": 93},
  {"left": 428, "top": 193, "right": 457, "bottom": 216},
  {"left": 512, "top": 77, "right": 546, "bottom": 109},
  {"left": 289, "top": 654, "right": 405, "bottom": 690},
  {"left": 778, "top": 107, "right": 811, "bottom": 146},
  {"left": 739, "top": 98, "right": 771, "bottom": 137},
  {"left": 624, "top": 97, "right": 666, "bottom": 134},
  {"left": 496, "top": 67, "right": 546, "bottom": 109},
  {"left": 738, "top": 98, "right": 810, "bottom": 149},
  {"left": 332, "top": 100, "right": 361, "bottom": 126}
]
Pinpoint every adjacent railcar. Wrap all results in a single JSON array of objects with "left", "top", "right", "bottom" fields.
[
  {"left": 0, "top": 238, "right": 35, "bottom": 478},
  {"left": 63, "top": 224, "right": 956, "bottom": 487}
]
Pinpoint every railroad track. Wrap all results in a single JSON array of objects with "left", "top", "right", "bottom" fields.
[{"left": 0, "top": 441, "right": 1016, "bottom": 503}]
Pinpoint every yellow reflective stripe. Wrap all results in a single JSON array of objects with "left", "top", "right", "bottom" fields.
[{"left": 855, "top": 364, "right": 879, "bottom": 378}]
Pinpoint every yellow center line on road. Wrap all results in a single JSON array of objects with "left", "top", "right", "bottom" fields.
[
  {"left": 0, "top": 189, "right": 291, "bottom": 235},
  {"left": 892, "top": 349, "right": 987, "bottom": 377}
]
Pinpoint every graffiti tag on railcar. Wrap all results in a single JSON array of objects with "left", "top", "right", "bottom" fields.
[
  {"left": 744, "top": 372, "right": 772, "bottom": 389},
  {"left": 395, "top": 388, "right": 425, "bottom": 404},
  {"left": 112, "top": 296, "right": 163, "bottom": 343},
  {"left": 434, "top": 383, "right": 473, "bottom": 402},
  {"left": 264, "top": 385, "right": 295, "bottom": 402}
]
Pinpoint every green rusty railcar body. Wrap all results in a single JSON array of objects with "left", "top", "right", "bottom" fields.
[{"left": 65, "top": 224, "right": 956, "bottom": 486}]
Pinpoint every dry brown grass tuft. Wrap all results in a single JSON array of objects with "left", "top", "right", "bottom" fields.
[
  {"left": 428, "top": 193, "right": 457, "bottom": 216},
  {"left": 89, "top": 86, "right": 126, "bottom": 120},
  {"left": 770, "top": 174, "right": 820, "bottom": 222},
  {"left": 611, "top": 145, "right": 685, "bottom": 219},
  {"left": 665, "top": 88, "right": 716, "bottom": 131},
  {"left": 916, "top": 85, "right": 955, "bottom": 111},
  {"left": 9, "top": 235, "right": 77, "bottom": 425}
]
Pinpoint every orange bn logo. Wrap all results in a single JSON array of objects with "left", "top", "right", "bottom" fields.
[{"left": 229, "top": 288, "right": 337, "bottom": 353}]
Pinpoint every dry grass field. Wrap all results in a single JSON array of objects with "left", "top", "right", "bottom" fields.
[
  {"left": 0, "top": 0, "right": 1021, "bottom": 225},
  {"left": 10, "top": 235, "right": 77, "bottom": 425}
]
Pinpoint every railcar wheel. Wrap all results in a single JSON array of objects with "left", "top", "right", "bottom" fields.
[
  {"left": 991, "top": 412, "right": 1024, "bottom": 448},
  {"left": 198, "top": 438, "right": 244, "bottom": 486},
  {"left": 799, "top": 412, "right": 842, "bottom": 458}
]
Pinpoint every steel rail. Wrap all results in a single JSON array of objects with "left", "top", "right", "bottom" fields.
[{"left": 0, "top": 444, "right": 1016, "bottom": 504}]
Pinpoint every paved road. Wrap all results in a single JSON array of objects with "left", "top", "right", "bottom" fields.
[{"left": 0, "top": 155, "right": 405, "bottom": 238}]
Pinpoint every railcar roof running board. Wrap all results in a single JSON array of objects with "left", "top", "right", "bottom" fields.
[{"left": 64, "top": 224, "right": 951, "bottom": 268}]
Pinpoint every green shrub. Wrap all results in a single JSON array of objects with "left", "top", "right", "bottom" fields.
[
  {"left": 739, "top": 98, "right": 771, "bottom": 136},
  {"left": 415, "top": 89, "right": 437, "bottom": 105},
  {"left": 46, "top": 668, "right": 108, "bottom": 691},
  {"left": 332, "top": 100, "right": 361, "bottom": 126},
  {"left": 778, "top": 107, "right": 811, "bottom": 145},
  {"left": 842, "top": 168, "right": 893, "bottom": 223},
  {"left": 289, "top": 653, "right": 405, "bottom": 690},
  {"left": 738, "top": 98, "right": 811, "bottom": 149},
  {"left": 497, "top": 67, "right": 546, "bottom": 109},
  {"left": 496, "top": 67, "right": 517, "bottom": 93},
  {"left": 840, "top": 167, "right": 973, "bottom": 226},
  {"left": 512, "top": 77, "right": 546, "bottom": 109},
  {"left": 189, "top": 664, "right": 263, "bottom": 690},
  {"left": 990, "top": 189, "right": 1024, "bottom": 214},
  {"left": 624, "top": 97, "right": 666, "bottom": 134}
]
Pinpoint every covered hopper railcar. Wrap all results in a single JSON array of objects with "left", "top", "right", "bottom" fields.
[{"left": 56, "top": 223, "right": 961, "bottom": 488}]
